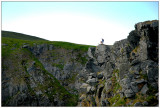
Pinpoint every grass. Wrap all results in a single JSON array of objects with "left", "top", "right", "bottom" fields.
[
  {"left": 52, "top": 63, "right": 64, "bottom": 70},
  {"left": 51, "top": 41, "right": 95, "bottom": 52},
  {"left": 2, "top": 30, "right": 47, "bottom": 41},
  {"left": 2, "top": 36, "right": 94, "bottom": 52},
  {"left": 132, "top": 46, "right": 139, "bottom": 53}
]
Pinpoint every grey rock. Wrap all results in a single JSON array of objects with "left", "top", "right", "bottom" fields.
[
  {"left": 142, "top": 101, "right": 149, "bottom": 106},
  {"left": 49, "top": 44, "right": 54, "bottom": 50},
  {"left": 79, "top": 95, "right": 85, "bottom": 102},
  {"left": 105, "top": 80, "right": 112, "bottom": 92},
  {"left": 124, "top": 88, "right": 135, "bottom": 98},
  {"left": 89, "top": 73, "right": 97, "bottom": 78},
  {"left": 119, "top": 63, "right": 130, "bottom": 80},
  {"left": 134, "top": 71, "right": 139, "bottom": 75},
  {"left": 135, "top": 22, "right": 143, "bottom": 31},
  {"left": 120, "top": 92, "right": 124, "bottom": 98},
  {"left": 87, "top": 86, "right": 91, "bottom": 93},
  {"left": 101, "top": 99, "right": 110, "bottom": 106},
  {"left": 80, "top": 83, "right": 89, "bottom": 93},
  {"left": 88, "top": 47, "right": 95, "bottom": 58},
  {"left": 97, "top": 73, "right": 103, "bottom": 79},
  {"left": 88, "top": 76, "right": 92, "bottom": 80},
  {"left": 151, "top": 21, "right": 158, "bottom": 28},
  {"left": 135, "top": 79, "right": 146, "bottom": 84},
  {"left": 86, "top": 78, "right": 98, "bottom": 86},
  {"left": 22, "top": 44, "right": 29, "bottom": 48},
  {"left": 2, "top": 43, "right": 8, "bottom": 46},
  {"left": 103, "top": 62, "right": 114, "bottom": 79},
  {"left": 131, "top": 82, "right": 139, "bottom": 93},
  {"left": 90, "top": 86, "right": 96, "bottom": 93},
  {"left": 134, "top": 102, "right": 142, "bottom": 106},
  {"left": 140, "top": 84, "right": 149, "bottom": 94}
]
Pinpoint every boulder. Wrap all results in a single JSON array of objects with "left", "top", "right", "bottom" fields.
[
  {"left": 101, "top": 99, "right": 110, "bottom": 106},
  {"left": 119, "top": 63, "right": 130, "bottom": 80},
  {"left": 88, "top": 47, "right": 95, "bottom": 58},
  {"left": 80, "top": 83, "right": 89, "bottom": 93},
  {"left": 131, "top": 82, "right": 139, "bottom": 93},
  {"left": 87, "top": 86, "right": 91, "bottom": 93},
  {"left": 142, "top": 101, "right": 149, "bottom": 106},
  {"left": 90, "top": 86, "right": 96, "bottom": 93},
  {"left": 86, "top": 78, "right": 98, "bottom": 86},
  {"left": 97, "top": 73, "right": 103, "bottom": 79},
  {"left": 124, "top": 88, "right": 135, "bottom": 98},
  {"left": 89, "top": 73, "right": 97, "bottom": 78},
  {"left": 134, "top": 102, "right": 142, "bottom": 106},
  {"left": 140, "top": 84, "right": 149, "bottom": 95}
]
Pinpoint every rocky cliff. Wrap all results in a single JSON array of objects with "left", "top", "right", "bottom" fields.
[
  {"left": 78, "top": 20, "right": 159, "bottom": 106},
  {"left": 2, "top": 20, "right": 159, "bottom": 106}
]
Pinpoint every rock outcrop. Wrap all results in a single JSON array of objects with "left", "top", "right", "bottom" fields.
[
  {"left": 2, "top": 20, "right": 158, "bottom": 106},
  {"left": 78, "top": 20, "right": 158, "bottom": 106}
]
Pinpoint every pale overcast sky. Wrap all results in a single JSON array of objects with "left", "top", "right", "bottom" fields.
[{"left": 2, "top": 2, "right": 158, "bottom": 45}]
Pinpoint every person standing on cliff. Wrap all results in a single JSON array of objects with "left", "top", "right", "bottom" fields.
[{"left": 101, "top": 38, "right": 104, "bottom": 44}]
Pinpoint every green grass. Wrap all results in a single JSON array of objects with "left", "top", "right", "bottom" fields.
[
  {"left": 2, "top": 36, "right": 94, "bottom": 52},
  {"left": 2, "top": 30, "right": 47, "bottom": 41},
  {"left": 52, "top": 63, "right": 64, "bottom": 70},
  {"left": 51, "top": 41, "right": 95, "bottom": 52}
]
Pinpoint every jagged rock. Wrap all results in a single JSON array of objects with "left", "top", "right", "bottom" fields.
[
  {"left": 142, "top": 101, "right": 149, "bottom": 106},
  {"left": 135, "top": 79, "right": 147, "bottom": 84},
  {"left": 134, "top": 102, "right": 142, "bottom": 106},
  {"left": 86, "top": 59, "right": 101, "bottom": 72},
  {"left": 89, "top": 73, "right": 97, "bottom": 78},
  {"left": 124, "top": 88, "right": 135, "bottom": 98},
  {"left": 87, "top": 86, "right": 91, "bottom": 93},
  {"left": 79, "top": 94, "right": 85, "bottom": 102},
  {"left": 101, "top": 99, "right": 110, "bottom": 106},
  {"left": 88, "top": 47, "right": 95, "bottom": 58},
  {"left": 80, "top": 83, "right": 89, "bottom": 93},
  {"left": 90, "top": 86, "right": 96, "bottom": 93},
  {"left": 127, "top": 30, "right": 140, "bottom": 48},
  {"left": 49, "top": 44, "right": 54, "bottom": 50},
  {"left": 2, "top": 20, "right": 158, "bottom": 107},
  {"left": 95, "top": 44, "right": 111, "bottom": 64},
  {"left": 104, "top": 80, "right": 112, "bottom": 92},
  {"left": 86, "top": 78, "right": 98, "bottom": 86},
  {"left": 131, "top": 82, "right": 139, "bottom": 93},
  {"left": 155, "top": 93, "right": 159, "bottom": 100},
  {"left": 97, "top": 73, "right": 103, "bottom": 79},
  {"left": 140, "top": 84, "right": 149, "bottom": 95},
  {"left": 103, "top": 62, "right": 114, "bottom": 79},
  {"left": 88, "top": 76, "right": 92, "bottom": 80},
  {"left": 120, "top": 92, "right": 124, "bottom": 98},
  {"left": 119, "top": 63, "right": 130, "bottom": 80}
]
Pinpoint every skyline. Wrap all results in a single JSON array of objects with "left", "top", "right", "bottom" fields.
[{"left": 2, "top": 1, "right": 159, "bottom": 45}]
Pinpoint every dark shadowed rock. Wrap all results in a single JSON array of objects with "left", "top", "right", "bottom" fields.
[
  {"left": 140, "top": 84, "right": 149, "bottom": 95},
  {"left": 134, "top": 102, "right": 142, "bottom": 106}
]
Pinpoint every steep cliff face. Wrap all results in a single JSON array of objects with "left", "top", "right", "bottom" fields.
[
  {"left": 2, "top": 20, "right": 158, "bottom": 106},
  {"left": 78, "top": 20, "right": 159, "bottom": 106},
  {"left": 2, "top": 39, "right": 89, "bottom": 106}
]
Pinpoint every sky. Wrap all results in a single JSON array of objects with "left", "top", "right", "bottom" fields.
[{"left": 2, "top": 1, "right": 159, "bottom": 45}]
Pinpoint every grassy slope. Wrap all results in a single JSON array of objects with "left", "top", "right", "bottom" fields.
[
  {"left": 2, "top": 30, "right": 95, "bottom": 52},
  {"left": 2, "top": 30, "right": 48, "bottom": 41}
]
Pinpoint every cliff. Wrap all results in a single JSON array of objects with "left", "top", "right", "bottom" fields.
[
  {"left": 2, "top": 20, "right": 158, "bottom": 106},
  {"left": 78, "top": 20, "right": 159, "bottom": 106}
]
